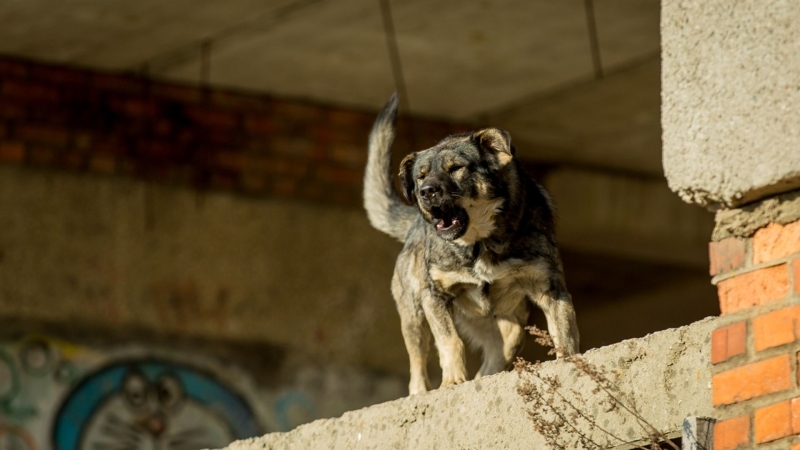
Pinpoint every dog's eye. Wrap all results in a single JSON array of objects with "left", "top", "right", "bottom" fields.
[{"left": 448, "top": 165, "right": 465, "bottom": 173}]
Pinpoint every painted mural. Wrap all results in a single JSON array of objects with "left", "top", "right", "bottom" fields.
[
  {"left": 0, "top": 337, "right": 264, "bottom": 450},
  {"left": 0, "top": 336, "right": 406, "bottom": 450}
]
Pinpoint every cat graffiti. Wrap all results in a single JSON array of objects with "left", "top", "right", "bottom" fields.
[{"left": 53, "top": 361, "right": 260, "bottom": 450}]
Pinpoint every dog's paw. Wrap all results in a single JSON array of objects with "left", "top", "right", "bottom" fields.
[
  {"left": 440, "top": 374, "right": 467, "bottom": 388},
  {"left": 408, "top": 379, "right": 428, "bottom": 395}
]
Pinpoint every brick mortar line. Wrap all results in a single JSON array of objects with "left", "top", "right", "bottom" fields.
[
  {"left": 714, "top": 381, "right": 799, "bottom": 419},
  {"left": 711, "top": 254, "right": 799, "bottom": 285},
  {"left": 712, "top": 294, "right": 800, "bottom": 332},
  {"left": 711, "top": 312, "right": 800, "bottom": 375}
]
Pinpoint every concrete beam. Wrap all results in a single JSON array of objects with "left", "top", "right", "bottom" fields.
[
  {"left": 224, "top": 318, "right": 716, "bottom": 449},
  {"left": 545, "top": 168, "right": 714, "bottom": 268},
  {"left": 662, "top": 0, "right": 800, "bottom": 208}
]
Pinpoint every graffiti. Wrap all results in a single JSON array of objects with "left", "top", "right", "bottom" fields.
[
  {"left": 0, "top": 335, "right": 407, "bottom": 450},
  {"left": 273, "top": 391, "right": 315, "bottom": 432},
  {"left": 0, "top": 338, "right": 264, "bottom": 450}
]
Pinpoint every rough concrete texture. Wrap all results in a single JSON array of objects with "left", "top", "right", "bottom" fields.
[
  {"left": 226, "top": 318, "right": 716, "bottom": 450},
  {"left": 0, "top": 165, "right": 409, "bottom": 373},
  {"left": 662, "top": 0, "right": 800, "bottom": 208},
  {"left": 712, "top": 190, "right": 800, "bottom": 241}
]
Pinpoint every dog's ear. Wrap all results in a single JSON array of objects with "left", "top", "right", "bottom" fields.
[
  {"left": 399, "top": 153, "right": 417, "bottom": 204},
  {"left": 472, "top": 128, "right": 515, "bottom": 166}
]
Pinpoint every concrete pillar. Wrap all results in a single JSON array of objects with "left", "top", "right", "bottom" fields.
[{"left": 662, "top": 1, "right": 800, "bottom": 448}]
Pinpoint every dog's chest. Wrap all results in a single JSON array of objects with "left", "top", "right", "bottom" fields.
[{"left": 430, "top": 257, "right": 526, "bottom": 317}]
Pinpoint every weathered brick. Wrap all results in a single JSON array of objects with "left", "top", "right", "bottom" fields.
[
  {"left": 793, "top": 258, "right": 800, "bottom": 294},
  {"left": 240, "top": 173, "right": 268, "bottom": 193},
  {"left": 754, "top": 221, "right": 800, "bottom": 264},
  {"left": 250, "top": 157, "right": 308, "bottom": 177},
  {"left": 2, "top": 80, "right": 60, "bottom": 102},
  {"left": 92, "top": 73, "right": 146, "bottom": 94},
  {"left": 712, "top": 354, "right": 792, "bottom": 406},
  {"left": 27, "top": 145, "right": 58, "bottom": 165},
  {"left": 0, "top": 101, "right": 26, "bottom": 119},
  {"left": 214, "top": 152, "right": 245, "bottom": 171},
  {"left": 209, "top": 172, "right": 237, "bottom": 190},
  {"left": 718, "top": 264, "right": 790, "bottom": 314},
  {"left": 753, "top": 305, "right": 800, "bottom": 351},
  {"left": 271, "top": 100, "right": 325, "bottom": 122},
  {"left": 268, "top": 137, "right": 316, "bottom": 158},
  {"left": 89, "top": 154, "right": 117, "bottom": 174},
  {"left": 755, "top": 399, "right": 792, "bottom": 443},
  {"left": 185, "top": 106, "right": 239, "bottom": 130},
  {"left": 245, "top": 114, "right": 276, "bottom": 136},
  {"left": 714, "top": 415, "right": 750, "bottom": 450},
  {"left": 0, "top": 142, "right": 25, "bottom": 163},
  {"left": 314, "top": 166, "right": 363, "bottom": 185},
  {"left": 138, "top": 141, "right": 185, "bottom": 160},
  {"left": 792, "top": 398, "right": 800, "bottom": 436},
  {"left": 711, "top": 321, "right": 747, "bottom": 364},
  {"left": 15, "top": 124, "right": 70, "bottom": 146},
  {"left": 329, "top": 143, "right": 367, "bottom": 167},
  {"left": 210, "top": 91, "right": 268, "bottom": 110},
  {"left": 710, "top": 237, "right": 747, "bottom": 275},
  {"left": 151, "top": 83, "right": 202, "bottom": 103},
  {"left": 110, "top": 98, "right": 160, "bottom": 118},
  {"left": 29, "top": 65, "right": 89, "bottom": 86},
  {"left": 0, "top": 58, "right": 28, "bottom": 77}
]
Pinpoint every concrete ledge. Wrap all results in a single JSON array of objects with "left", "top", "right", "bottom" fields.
[
  {"left": 662, "top": 0, "right": 800, "bottom": 208},
  {"left": 226, "top": 318, "right": 716, "bottom": 449}
]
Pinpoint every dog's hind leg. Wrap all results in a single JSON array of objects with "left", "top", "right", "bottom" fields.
[{"left": 460, "top": 302, "right": 528, "bottom": 379}]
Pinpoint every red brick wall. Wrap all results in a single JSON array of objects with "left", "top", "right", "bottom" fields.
[
  {"left": 0, "top": 56, "right": 465, "bottom": 205},
  {"left": 711, "top": 217, "right": 800, "bottom": 449}
]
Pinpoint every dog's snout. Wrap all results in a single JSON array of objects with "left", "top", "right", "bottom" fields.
[{"left": 419, "top": 183, "right": 441, "bottom": 202}]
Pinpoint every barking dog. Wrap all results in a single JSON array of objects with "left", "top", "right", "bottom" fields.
[{"left": 364, "top": 94, "right": 579, "bottom": 395}]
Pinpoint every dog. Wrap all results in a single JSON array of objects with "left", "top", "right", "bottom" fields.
[{"left": 364, "top": 94, "right": 579, "bottom": 395}]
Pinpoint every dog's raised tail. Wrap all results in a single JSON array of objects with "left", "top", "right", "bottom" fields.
[{"left": 364, "top": 93, "right": 416, "bottom": 242}]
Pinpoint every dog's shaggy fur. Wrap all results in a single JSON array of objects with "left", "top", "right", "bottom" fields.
[{"left": 364, "top": 94, "right": 579, "bottom": 394}]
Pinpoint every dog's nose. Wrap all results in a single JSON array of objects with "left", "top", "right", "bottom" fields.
[{"left": 419, "top": 184, "right": 441, "bottom": 202}]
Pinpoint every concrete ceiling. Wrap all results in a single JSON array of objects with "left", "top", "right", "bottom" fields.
[{"left": 0, "top": 0, "right": 661, "bottom": 173}]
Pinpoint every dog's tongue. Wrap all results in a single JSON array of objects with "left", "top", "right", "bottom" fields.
[{"left": 436, "top": 217, "right": 459, "bottom": 230}]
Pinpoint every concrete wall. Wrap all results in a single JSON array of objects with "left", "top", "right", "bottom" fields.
[
  {"left": 224, "top": 318, "right": 716, "bottom": 450},
  {"left": 662, "top": 0, "right": 800, "bottom": 208},
  {"left": 0, "top": 165, "right": 409, "bottom": 373},
  {"left": 0, "top": 334, "right": 406, "bottom": 450}
]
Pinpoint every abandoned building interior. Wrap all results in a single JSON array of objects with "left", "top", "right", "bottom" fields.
[{"left": 0, "top": 1, "right": 799, "bottom": 449}]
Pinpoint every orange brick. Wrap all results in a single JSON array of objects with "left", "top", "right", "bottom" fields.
[
  {"left": 754, "top": 221, "right": 800, "bottom": 264},
  {"left": 792, "top": 398, "right": 800, "bottom": 434},
  {"left": 0, "top": 142, "right": 25, "bottom": 163},
  {"left": 710, "top": 237, "right": 747, "bottom": 276},
  {"left": 718, "top": 264, "right": 790, "bottom": 314},
  {"left": 713, "top": 354, "right": 792, "bottom": 406},
  {"left": 754, "top": 305, "right": 800, "bottom": 351},
  {"left": 792, "top": 444, "right": 800, "bottom": 450},
  {"left": 715, "top": 415, "right": 750, "bottom": 450},
  {"left": 712, "top": 322, "right": 747, "bottom": 364},
  {"left": 755, "top": 399, "right": 792, "bottom": 443},
  {"left": 794, "top": 258, "right": 800, "bottom": 294}
]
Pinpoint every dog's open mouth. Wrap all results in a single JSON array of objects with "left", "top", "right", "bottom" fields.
[{"left": 430, "top": 206, "right": 468, "bottom": 239}]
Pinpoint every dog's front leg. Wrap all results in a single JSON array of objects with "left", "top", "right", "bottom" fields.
[
  {"left": 529, "top": 279, "right": 580, "bottom": 358},
  {"left": 420, "top": 290, "right": 467, "bottom": 388}
]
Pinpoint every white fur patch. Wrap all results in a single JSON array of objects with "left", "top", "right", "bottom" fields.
[{"left": 454, "top": 198, "right": 505, "bottom": 245}]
